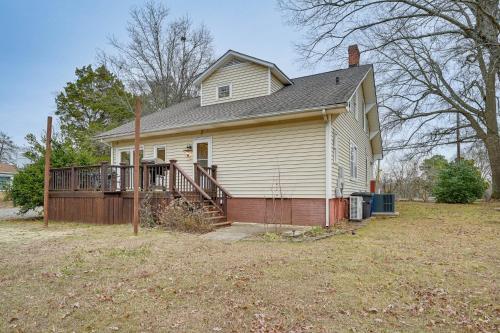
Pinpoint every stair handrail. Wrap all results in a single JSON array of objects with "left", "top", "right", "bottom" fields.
[
  {"left": 170, "top": 161, "right": 217, "bottom": 206},
  {"left": 195, "top": 164, "right": 232, "bottom": 198}
]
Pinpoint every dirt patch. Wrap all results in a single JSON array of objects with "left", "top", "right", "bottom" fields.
[{"left": 0, "top": 221, "right": 78, "bottom": 244}]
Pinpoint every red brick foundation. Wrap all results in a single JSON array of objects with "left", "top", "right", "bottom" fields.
[
  {"left": 227, "top": 198, "right": 326, "bottom": 226},
  {"left": 329, "top": 198, "right": 348, "bottom": 225}
]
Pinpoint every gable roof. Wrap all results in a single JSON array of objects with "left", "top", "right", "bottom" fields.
[
  {"left": 193, "top": 50, "right": 293, "bottom": 86},
  {"left": 0, "top": 163, "right": 17, "bottom": 174},
  {"left": 98, "top": 64, "right": 373, "bottom": 140}
]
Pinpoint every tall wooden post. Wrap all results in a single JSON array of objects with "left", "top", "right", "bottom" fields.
[
  {"left": 133, "top": 98, "right": 141, "bottom": 235},
  {"left": 456, "top": 112, "right": 461, "bottom": 161},
  {"left": 43, "top": 116, "right": 52, "bottom": 227}
]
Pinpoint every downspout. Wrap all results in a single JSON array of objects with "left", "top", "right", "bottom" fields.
[{"left": 323, "top": 109, "right": 332, "bottom": 227}]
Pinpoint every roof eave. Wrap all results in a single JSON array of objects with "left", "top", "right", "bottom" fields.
[
  {"left": 97, "top": 103, "right": 347, "bottom": 142},
  {"left": 193, "top": 50, "right": 293, "bottom": 86}
]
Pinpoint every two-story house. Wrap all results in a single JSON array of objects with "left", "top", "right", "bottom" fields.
[{"left": 97, "top": 45, "right": 383, "bottom": 226}]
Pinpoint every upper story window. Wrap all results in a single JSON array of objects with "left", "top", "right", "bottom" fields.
[{"left": 217, "top": 84, "right": 231, "bottom": 99}]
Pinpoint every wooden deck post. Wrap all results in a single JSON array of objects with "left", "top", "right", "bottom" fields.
[
  {"left": 100, "top": 161, "right": 109, "bottom": 192},
  {"left": 120, "top": 162, "right": 127, "bottom": 191},
  {"left": 211, "top": 165, "right": 217, "bottom": 180},
  {"left": 43, "top": 116, "right": 52, "bottom": 227},
  {"left": 142, "top": 161, "right": 151, "bottom": 191},
  {"left": 70, "top": 166, "right": 75, "bottom": 191},
  {"left": 169, "top": 160, "right": 177, "bottom": 198},
  {"left": 133, "top": 97, "right": 142, "bottom": 235},
  {"left": 193, "top": 162, "right": 200, "bottom": 186}
]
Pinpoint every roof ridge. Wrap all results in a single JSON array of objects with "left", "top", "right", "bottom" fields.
[{"left": 291, "top": 64, "right": 373, "bottom": 81}]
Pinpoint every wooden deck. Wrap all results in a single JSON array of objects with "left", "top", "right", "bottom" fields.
[{"left": 48, "top": 160, "right": 231, "bottom": 225}]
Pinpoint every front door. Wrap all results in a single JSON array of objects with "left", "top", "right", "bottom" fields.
[{"left": 193, "top": 137, "right": 212, "bottom": 168}]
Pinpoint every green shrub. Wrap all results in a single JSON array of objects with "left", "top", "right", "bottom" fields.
[
  {"left": 433, "top": 161, "right": 488, "bottom": 204},
  {"left": 11, "top": 163, "right": 45, "bottom": 213},
  {"left": 11, "top": 134, "right": 99, "bottom": 214},
  {"left": 2, "top": 182, "right": 13, "bottom": 202}
]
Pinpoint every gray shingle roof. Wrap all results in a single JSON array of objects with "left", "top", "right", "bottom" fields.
[{"left": 98, "top": 64, "right": 372, "bottom": 139}]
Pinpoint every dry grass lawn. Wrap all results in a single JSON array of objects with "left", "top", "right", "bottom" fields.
[{"left": 0, "top": 202, "right": 499, "bottom": 332}]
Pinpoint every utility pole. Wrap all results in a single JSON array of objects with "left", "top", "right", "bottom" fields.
[
  {"left": 133, "top": 97, "right": 141, "bottom": 235},
  {"left": 456, "top": 112, "right": 461, "bottom": 161}
]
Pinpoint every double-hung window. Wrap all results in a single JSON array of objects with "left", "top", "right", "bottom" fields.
[
  {"left": 217, "top": 84, "right": 231, "bottom": 99},
  {"left": 350, "top": 142, "right": 358, "bottom": 179}
]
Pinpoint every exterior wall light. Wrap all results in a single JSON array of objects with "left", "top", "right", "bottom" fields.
[{"left": 183, "top": 144, "right": 193, "bottom": 158}]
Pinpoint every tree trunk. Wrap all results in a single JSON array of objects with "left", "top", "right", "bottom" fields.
[{"left": 485, "top": 135, "right": 500, "bottom": 199}]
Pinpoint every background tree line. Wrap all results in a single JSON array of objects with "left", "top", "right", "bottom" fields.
[
  {"left": 5, "top": 0, "right": 497, "bottom": 212},
  {"left": 279, "top": 0, "right": 499, "bottom": 198},
  {"left": 382, "top": 154, "right": 489, "bottom": 203},
  {"left": 9, "top": 1, "right": 214, "bottom": 213}
]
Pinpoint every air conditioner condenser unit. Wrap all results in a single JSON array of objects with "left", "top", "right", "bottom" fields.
[{"left": 349, "top": 196, "right": 363, "bottom": 221}]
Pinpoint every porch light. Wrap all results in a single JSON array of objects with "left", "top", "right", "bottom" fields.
[{"left": 183, "top": 144, "right": 193, "bottom": 158}]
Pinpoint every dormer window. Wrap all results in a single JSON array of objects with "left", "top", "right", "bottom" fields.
[{"left": 217, "top": 84, "right": 231, "bottom": 99}]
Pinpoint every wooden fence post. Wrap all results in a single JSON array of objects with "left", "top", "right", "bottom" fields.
[
  {"left": 133, "top": 97, "right": 142, "bottom": 235},
  {"left": 43, "top": 116, "right": 52, "bottom": 227}
]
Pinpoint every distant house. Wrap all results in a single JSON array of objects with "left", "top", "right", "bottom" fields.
[
  {"left": 0, "top": 163, "right": 17, "bottom": 191},
  {"left": 51, "top": 45, "right": 382, "bottom": 226}
]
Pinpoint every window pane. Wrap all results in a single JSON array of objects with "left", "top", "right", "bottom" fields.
[
  {"left": 197, "top": 142, "right": 209, "bottom": 167},
  {"left": 156, "top": 148, "right": 166, "bottom": 162},
  {"left": 218, "top": 85, "right": 230, "bottom": 98},
  {"left": 120, "top": 151, "right": 131, "bottom": 165}
]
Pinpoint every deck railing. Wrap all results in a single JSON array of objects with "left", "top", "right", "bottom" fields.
[
  {"left": 194, "top": 163, "right": 231, "bottom": 215},
  {"left": 49, "top": 160, "right": 231, "bottom": 216}
]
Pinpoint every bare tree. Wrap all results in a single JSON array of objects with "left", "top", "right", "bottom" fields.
[
  {"left": 464, "top": 141, "right": 492, "bottom": 180},
  {"left": 382, "top": 154, "right": 424, "bottom": 200},
  {"left": 279, "top": 0, "right": 500, "bottom": 198},
  {"left": 100, "top": 1, "right": 214, "bottom": 113},
  {"left": 0, "top": 132, "right": 17, "bottom": 164}
]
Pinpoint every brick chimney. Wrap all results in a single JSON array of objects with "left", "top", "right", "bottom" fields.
[{"left": 348, "top": 44, "right": 360, "bottom": 67}]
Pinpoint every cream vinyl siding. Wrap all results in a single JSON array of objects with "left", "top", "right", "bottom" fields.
[
  {"left": 270, "top": 74, "right": 284, "bottom": 93},
  {"left": 111, "top": 119, "right": 326, "bottom": 198},
  {"left": 201, "top": 62, "right": 269, "bottom": 106},
  {"left": 330, "top": 101, "right": 373, "bottom": 197}
]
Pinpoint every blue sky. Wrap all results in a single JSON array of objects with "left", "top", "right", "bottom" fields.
[{"left": 0, "top": 0, "right": 335, "bottom": 147}]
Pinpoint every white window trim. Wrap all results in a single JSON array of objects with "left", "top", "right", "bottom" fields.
[
  {"left": 216, "top": 83, "right": 232, "bottom": 100},
  {"left": 153, "top": 144, "right": 167, "bottom": 161},
  {"left": 349, "top": 141, "right": 358, "bottom": 180},
  {"left": 117, "top": 145, "right": 144, "bottom": 164},
  {"left": 193, "top": 136, "right": 212, "bottom": 166}
]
